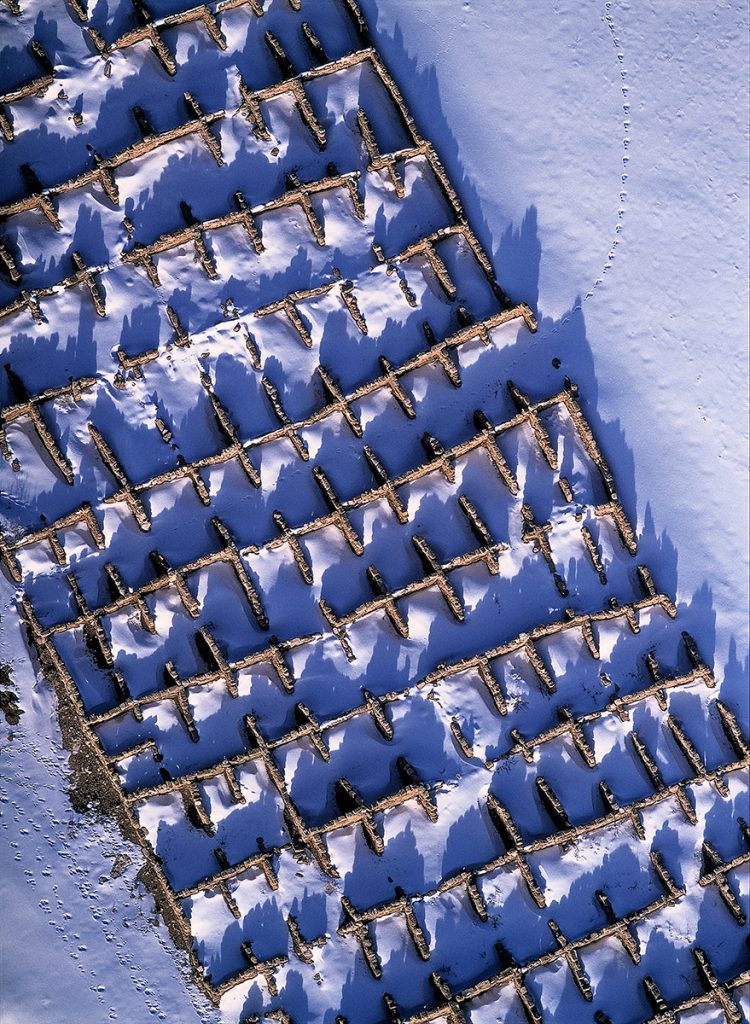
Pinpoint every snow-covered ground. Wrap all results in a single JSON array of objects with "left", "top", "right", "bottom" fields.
[
  {"left": 361, "top": 0, "right": 750, "bottom": 670},
  {"left": 1, "top": 2, "right": 747, "bottom": 1023}
]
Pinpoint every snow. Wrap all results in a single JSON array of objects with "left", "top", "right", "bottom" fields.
[
  {"left": 361, "top": 0, "right": 750, "bottom": 668},
  {"left": 1, "top": 1, "right": 748, "bottom": 1023}
]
